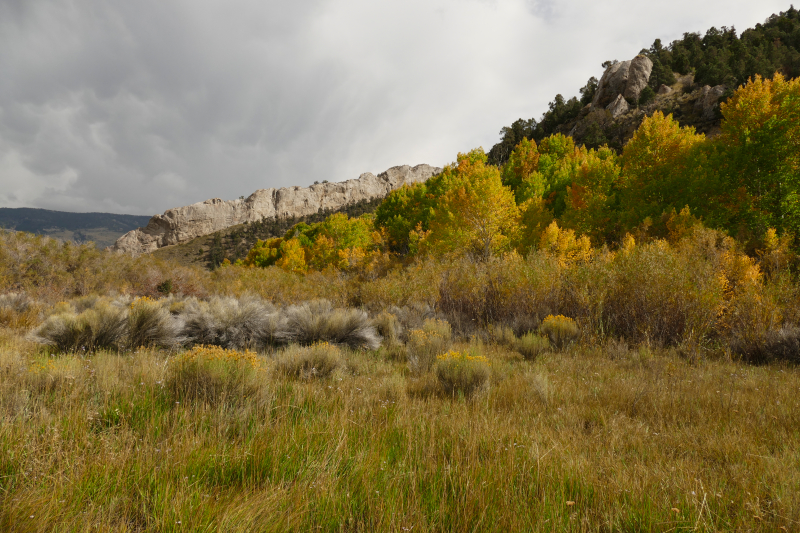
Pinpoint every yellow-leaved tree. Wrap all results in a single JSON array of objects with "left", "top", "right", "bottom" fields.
[
  {"left": 427, "top": 149, "right": 520, "bottom": 260},
  {"left": 618, "top": 111, "right": 705, "bottom": 231}
]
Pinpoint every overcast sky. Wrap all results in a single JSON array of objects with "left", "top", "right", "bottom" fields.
[{"left": 0, "top": 0, "right": 790, "bottom": 215}]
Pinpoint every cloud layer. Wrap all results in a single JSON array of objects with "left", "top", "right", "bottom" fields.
[{"left": 0, "top": 0, "right": 789, "bottom": 215}]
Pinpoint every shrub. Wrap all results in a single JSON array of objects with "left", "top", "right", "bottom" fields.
[
  {"left": 732, "top": 326, "right": 800, "bottom": 364},
  {"left": 639, "top": 85, "right": 656, "bottom": 105},
  {"left": 32, "top": 302, "right": 127, "bottom": 353},
  {"left": 513, "top": 332, "right": 550, "bottom": 360},
  {"left": 601, "top": 237, "right": 723, "bottom": 346},
  {"left": 128, "top": 297, "right": 183, "bottom": 349},
  {"left": 539, "top": 315, "right": 579, "bottom": 350},
  {"left": 25, "top": 356, "right": 83, "bottom": 394},
  {"left": 435, "top": 350, "right": 490, "bottom": 398},
  {"left": 388, "top": 303, "right": 434, "bottom": 339},
  {"left": 0, "top": 293, "right": 40, "bottom": 329},
  {"left": 181, "top": 296, "right": 278, "bottom": 350},
  {"left": 156, "top": 279, "right": 173, "bottom": 295},
  {"left": 81, "top": 303, "right": 129, "bottom": 350},
  {"left": 166, "top": 345, "right": 260, "bottom": 404},
  {"left": 275, "top": 300, "right": 380, "bottom": 350},
  {"left": 407, "top": 318, "right": 452, "bottom": 374},
  {"left": 275, "top": 342, "right": 343, "bottom": 379},
  {"left": 372, "top": 310, "right": 402, "bottom": 345},
  {"left": 490, "top": 325, "right": 549, "bottom": 361}
]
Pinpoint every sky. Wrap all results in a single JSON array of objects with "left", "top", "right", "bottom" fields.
[{"left": 0, "top": 0, "right": 791, "bottom": 216}]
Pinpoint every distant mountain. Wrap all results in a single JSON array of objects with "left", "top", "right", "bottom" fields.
[{"left": 0, "top": 207, "right": 152, "bottom": 249}]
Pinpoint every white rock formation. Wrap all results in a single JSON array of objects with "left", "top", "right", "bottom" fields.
[
  {"left": 111, "top": 164, "right": 441, "bottom": 255},
  {"left": 606, "top": 94, "right": 630, "bottom": 118},
  {"left": 592, "top": 55, "right": 653, "bottom": 108}
]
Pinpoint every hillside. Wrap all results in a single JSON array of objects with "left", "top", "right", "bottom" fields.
[
  {"left": 0, "top": 207, "right": 151, "bottom": 248},
  {"left": 488, "top": 6, "right": 800, "bottom": 164},
  {"left": 113, "top": 164, "right": 440, "bottom": 256},
  {"left": 152, "top": 197, "right": 383, "bottom": 268}
]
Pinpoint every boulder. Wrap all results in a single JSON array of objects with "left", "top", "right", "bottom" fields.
[
  {"left": 694, "top": 84, "right": 726, "bottom": 119},
  {"left": 657, "top": 84, "right": 673, "bottom": 95},
  {"left": 606, "top": 94, "right": 630, "bottom": 118},
  {"left": 623, "top": 55, "right": 654, "bottom": 102},
  {"left": 592, "top": 55, "right": 653, "bottom": 108},
  {"left": 111, "top": 164, "right": 442, "bottom": 255}
]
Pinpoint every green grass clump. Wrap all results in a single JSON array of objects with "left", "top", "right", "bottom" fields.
[
  {"left": 275, "top": 342, "right": 343, "bottom": 379},
  {"left": 513, "top": 332, "right": 550, "bottom": 360}
]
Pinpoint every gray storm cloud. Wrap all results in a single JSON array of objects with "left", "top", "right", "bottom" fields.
[{"left": 0, "top": 0, "right": 789, "bottom": 215}]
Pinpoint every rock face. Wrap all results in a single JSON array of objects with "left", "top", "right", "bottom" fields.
[
  {"left": 606, "top": 94, "right": 630, "bottom": 118},
  {"left": 694, "top": 84, "right": 727, "bottom": 119},
  {"left": 592, "top": 55, "right": 653, "bottom": 108},
  {"left": 111, "top": 164, "right": 441, "bottom": 255}
]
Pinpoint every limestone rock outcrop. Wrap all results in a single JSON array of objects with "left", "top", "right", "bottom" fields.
[
  {"left": 592, "top": 55, "right": 653, "bottom": 108},
  {"left": 111, "top": 164, "right": 441, "bottom": 255},
  {"left": 606, "top": 94, "right": 630, "bottom": 118}
]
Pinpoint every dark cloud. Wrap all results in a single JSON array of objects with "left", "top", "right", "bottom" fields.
[{"left": 0, "top": 0, "right": 790, "bottom": 215}]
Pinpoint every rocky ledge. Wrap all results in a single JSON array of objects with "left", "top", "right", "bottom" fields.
[{"left": 111, "top": 164, "right": 441, "bottom": 256}]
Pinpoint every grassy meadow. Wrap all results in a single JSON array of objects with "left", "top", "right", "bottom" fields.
[
  {"left": 2, "top": 227, "right": 800, "bottom": 531},
  {"left": 1, "top": 331, "right": 799, "bottom": 532}
]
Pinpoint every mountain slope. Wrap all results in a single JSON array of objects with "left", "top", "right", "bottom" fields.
[
  {"left": 488, "top": 6, "right": 800, "bottom": 164},
  {"left": 0, "top": 208, "right": 151, "bottom": 248}
]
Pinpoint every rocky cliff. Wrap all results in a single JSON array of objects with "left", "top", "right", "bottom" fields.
[
  {"left": 111, "top": 164, "right": 441, "bottom": 255},
  {"left": 560, "top": 55, "right": 727, "bottom": 152}
]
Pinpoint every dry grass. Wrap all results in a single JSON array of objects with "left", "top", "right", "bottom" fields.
[
  {"left": 31, "top": 301, "right": 128, "bottom": 353},
  {"left": 274, "top": 300, "right": 380, "bottom": 350},
  {"left": 127, "top": 297, "right": 184, "bottom": 349},
  {"left": 181, "top": 295, "right": 278, "bottom": 350},
  {"left": 0, "top": 329, "right": 798, "bottom": 531},
  {"left": 407, "top": 318, "right": 452, "bottom": 375},
  {"left": 274, "top": 342, "right": 344, "bottom": 380}
]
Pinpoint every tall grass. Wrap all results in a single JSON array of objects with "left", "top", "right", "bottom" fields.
[
  {"left": 1, "top": 329, "right": 798, "bottom": 531},
  {"left": 128, "top": 297, "right": 184, "bottom": 349}
]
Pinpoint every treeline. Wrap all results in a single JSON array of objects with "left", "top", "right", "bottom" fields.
[
  {"left": 240, "top": 74, "right": 799, "bottom": 276},
  {"left": 378, "top": 75, "right": 799, "bottom": 252},
  {"left": 488, "top": 6, "right": 800, "bottom": 165}
]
